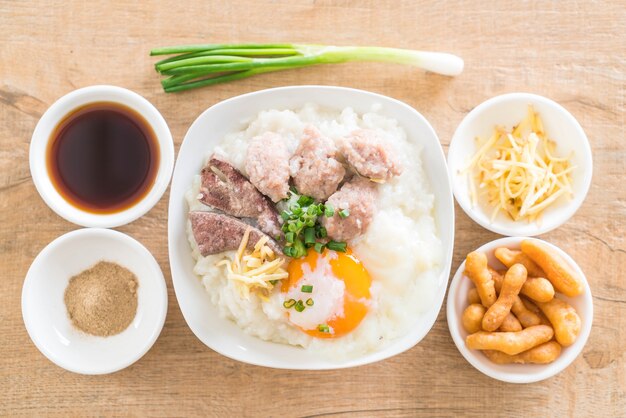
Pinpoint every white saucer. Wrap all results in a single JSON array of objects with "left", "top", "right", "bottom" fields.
[{"left": 22, "top": 228, "right": 168, "bottom": 374}]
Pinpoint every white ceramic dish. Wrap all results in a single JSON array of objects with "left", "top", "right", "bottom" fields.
[
  {"left": 30, "top": 85, "right": 174, "bottom": 228},
  {"left": 22, "top": 228, "right": 168, "bottom": 375},
  {"left": 447, "top": 93, "right": 592, "bottom": 236},
  {"left": 446, "top": 236, "right": 592, "bottom": 383},
  {"left": 168, "top": 85, "right": 454, "bottom": 369}
]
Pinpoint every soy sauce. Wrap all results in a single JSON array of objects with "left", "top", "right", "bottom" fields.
[{"left": 47, "top": 102, "right": 159, "bottom": 214}]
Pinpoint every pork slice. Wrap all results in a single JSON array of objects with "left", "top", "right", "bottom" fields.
[
  {"left": 322, "top": 177, "right": 378, "bottom": 241},
  {"left": 339, "top": 129, "right": 402, "bottom": 181},
  {"left": 198, "top": 157, "right": 282, "bottom": 238},
  {"left": 245, "top": 132, "right": 291, "bottom": 202},
  {"left": 190, "top": 211, "right": 282, "bottom": 256},
  {"left": 289, "top": 126, "right": 345, "bottom": 200}
]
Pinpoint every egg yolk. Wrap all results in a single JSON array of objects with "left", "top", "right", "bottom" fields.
[{"left": 282, "top": 248, "right": 371, "bottom": 338}]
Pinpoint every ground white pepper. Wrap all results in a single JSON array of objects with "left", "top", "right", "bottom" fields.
[{"left": 64, "top": 261, "right": 138, "bottom": 337}]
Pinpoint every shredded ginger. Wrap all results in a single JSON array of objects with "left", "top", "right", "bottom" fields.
[
  {"left": 216, "top": 227, "right": 288, "bottom": 300},
  {"left": 466, "top": 106, "right": 575, "bottom": 222}
]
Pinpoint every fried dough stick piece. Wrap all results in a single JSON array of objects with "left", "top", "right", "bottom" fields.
[
  {"left": 484, "top": 341, "right": 562, "bottom": 364},
  {"left": 482, "top": 264, "right": 527, "bottom": 331},
  {"left": 468, "top": 288, "right": 481, "bottom": 305},
  {"left": 536, "top": 297, "right": 581, "bottom": 346},
  {"left": 466, "top": 325, "right": 554, "bottom": 355},
  {"left": 490, "top": 268, "right": 542, "bottom": 328},
  {"left": 521, "top": 240, "right": 584, "bottom": 297},
  {"left": 462, "top": 304, "right": 486, "bottom": 334},
  {"left": 494, "top": 247, "right": 545, "bottom": 277},
  {"left": 465, "top": 252, "right": 497, "bottom": 307},
  {"left": 498, "top": 313, "right": 522, "bottom": 332}
]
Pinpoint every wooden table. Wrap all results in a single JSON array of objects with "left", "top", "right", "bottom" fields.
[{"left": 2, "top": 1, "right": 624, "bottom": 416}]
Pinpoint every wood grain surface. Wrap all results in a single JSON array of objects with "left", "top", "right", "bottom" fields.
[{"left": 1, "top": 1, "right": 624, "bottom": 416}]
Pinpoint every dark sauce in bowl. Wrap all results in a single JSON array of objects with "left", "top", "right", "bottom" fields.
[{"left": 46, "top": 102, "right": 159, "bottom": 214}]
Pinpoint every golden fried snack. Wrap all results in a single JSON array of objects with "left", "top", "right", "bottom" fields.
[
  {"left": 489, "top": 267, "right": 505, "bottom": 286},
  {"left": 482, "top": 264, "right": 527, "bottom": 331},
  {"left": 465, "top": 252, "right": 497, "bottom": 307},
  {"left": 536, "top": 297, "right": 581, "bottom": 346},
  {"left": 520, "top": 240, "right": 584, "bottom": 297},
  {"left": 466, "top": 325, "right": 554, "bottom": 355},
  {"left": 498, "top": 313, "right": 522, "bottom": 332},
  {"left": 468, "top": 288, "right": 481, "bottom": 305},
  {"left": 462, "top": 304, "right": 486, "bottom": 333},
  {"left": 521, "top": 277, "right": 555, "bottom": 303},
  {"left": 489, "top": 267, "right": 554, "bottom": 303},
  {"left": 483, "top": 341, "right": 562, "bottom": 364},
  {"left": 494, "top": 247, "right": 545, "bottom": 277},
  {"left": 521, "top": 297, "right": 551, "bottom": 326},
  {"left": 511, "top": 297, "right": 541, "bottom": 328}
]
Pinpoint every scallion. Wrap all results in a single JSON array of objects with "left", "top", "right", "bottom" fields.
[
  {"left": 327, "top": 241, "right": 347, "bottom": 252},
  {"left": 283, "top": 299, "right": 296, "bottom": 309},
  {"left": 303, "top": 227, "right": 316, "bottom": 245},
  {"left": 306, "top": 298, "right": 314, "bottom": 306},
  {"left": 339, "top": 209, "right": 350, "bottom": 218},
  {"left": 294, "top": 300, "right": 305, "bottom": 312},
  {"left": 318, "top": 324, "right": 330, "bottom": 333},
  {"left": 151, "top": 44, "right": 464, "bottom": 92},
  {"left": 298, "top": 195, "right": 314, "bottom": 206},
  {"left": 301, "top": 285, "right": 313, "bottom": 293},
  {"left": 293, "top": 240, "right": 306, "bottom": 258}
]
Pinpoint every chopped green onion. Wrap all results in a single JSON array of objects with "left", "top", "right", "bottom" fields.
[
  {"left": 293, "top": 240, "right": 306, "bottom": 258},
  {"left": 292, "top": 207, "right": 302, "bottom": 216},
  {"left": 301, "top": 285, "right": 313, "bottom": 293},
  {"left": 294, "top": 300, "right": 305, "bottom": 312},
  {"left": 298, "top": 195, "right": 314, "bottom": 206},
  {"left": 280, "top": 211, "right": 290, "bottom": 221},
  {"left": 313, "top": 242, "right": 325, "bottom": 253},
  {"left": 306, "top": 298, "right": 314, "bottom": 306},
  {"left": 305, "top": 219, "right": 315, "bottom": 227},
  {"left": 317, "top": 227, "right": 327, "bottom": 239},
  {"left": 318, "top": 324, "right": 330, "bottom": 333},
  {"left": 283, "top": 299, "right": 296, "bottom": 309},
  {"left": 307, "top": 205, "right": 318, "bottom": 215},
  {"left": 324, "top": 204, "right": 335, "bottom": 217},
  {"left": 288, "top": 223, "right": 298, "bottom": 233},
  {"left": 303, "top": 227, "right": 316, "bottom": 245},
  {"left": 285, "top": 232, "right": 295, "bottom": 243},
  {"left": 327, "top": 241, "right": 347, "bottom": 252},
  {"left": 339, "top": 209, "right": 350, "bottom": 218}
]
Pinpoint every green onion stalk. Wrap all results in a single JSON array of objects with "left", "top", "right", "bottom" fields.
[{"left": 150, "top": 43, "right": 464, "bottom": 92}]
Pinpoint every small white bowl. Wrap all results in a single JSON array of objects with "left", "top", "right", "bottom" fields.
[
  {"left": 22, "top": 228, "right": 168, "bottom": 375},
  {"left": 448, "top": 93, "right": 593, "bottom": 236},
  {"left": 29, "top": 85, "right": 174, "bottom": 228},
  {"left": 446, "top": 236, "right": 593, "bottom": 383}
]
